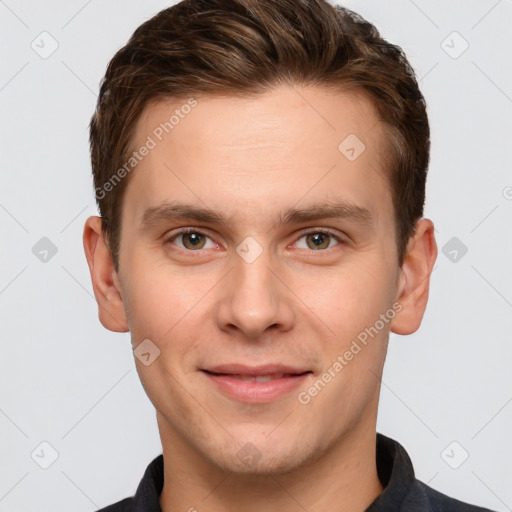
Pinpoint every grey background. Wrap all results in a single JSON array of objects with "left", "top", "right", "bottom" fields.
[{"left": 1, "top": 0, "right": 511, "bottom": 510}]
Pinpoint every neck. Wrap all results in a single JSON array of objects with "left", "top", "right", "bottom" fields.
[{"left": 158, "top": 420, "right": 383, "bottom": 512}]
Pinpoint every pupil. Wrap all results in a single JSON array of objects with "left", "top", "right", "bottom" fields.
[
  {"left": 188, "top": 233, "right": 201, "bottom": 245},
  {"left": 312, "top": 233, "right": 324, "bottom": 245}
]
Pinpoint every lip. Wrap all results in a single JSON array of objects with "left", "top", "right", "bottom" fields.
[
  {"left": 204, "top": 363, "right": 310, "bottom": 376},
  {"left": 201, "top": 364, "right": 312, "bottom": 403}
]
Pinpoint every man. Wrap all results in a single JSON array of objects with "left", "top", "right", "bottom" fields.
[{"left": 83, "top": 0, "right": 495, "bottom": 510}]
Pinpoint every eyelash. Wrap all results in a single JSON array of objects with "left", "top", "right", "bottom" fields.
[{"left": 164, "top": 227, "right": 346, "bottom": 252}]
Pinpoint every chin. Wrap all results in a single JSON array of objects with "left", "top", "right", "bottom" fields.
[{"left": 208, "top": 432, "right": 322, "bottom": 477}]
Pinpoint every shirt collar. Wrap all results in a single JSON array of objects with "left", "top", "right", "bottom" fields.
[
  {"left": 366, "top": 433, "right": 417, "bottom": 510},
  {"left": 130, "top": 451, "right": 164, "bottom": 511}
]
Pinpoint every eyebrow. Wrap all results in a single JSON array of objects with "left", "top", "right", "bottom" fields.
[{"left": 139, "top": 200, "right": 373, "bottom": 230}]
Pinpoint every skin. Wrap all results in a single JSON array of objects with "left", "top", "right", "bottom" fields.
[{"left": 84, "top": 84, "right": 437, "bottom": 512}]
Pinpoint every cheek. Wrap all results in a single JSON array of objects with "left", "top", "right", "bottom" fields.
[
  {"left": 120, "top": 258, "right": 216, "bottom": 373},
  {"left": 121, "top": 253, "right": 198, "bottom": 335},
  {"left": 296, "top": 257, "right": 395, "bottom": 338},
  {"left": 122, "top": 279, "right": 173, "bottom": 338},
  {"left": 135, "top": 357, "right": 195, "bottom": 425}
]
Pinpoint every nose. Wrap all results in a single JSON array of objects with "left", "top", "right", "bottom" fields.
[{"left": 214, "top": 251, "right": 295, "bottom": 339}]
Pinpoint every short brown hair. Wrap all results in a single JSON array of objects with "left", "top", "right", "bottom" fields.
[{"left": 89, "top": 0, "right": 430, "bottom": 271}]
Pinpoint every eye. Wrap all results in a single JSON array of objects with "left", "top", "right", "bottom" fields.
[
  {"left": 165, "top": 228, "right": 344, "bottom": 253},
  {"left": 294, "top": 230, "right": 343, "bottom": 251},
  {"left": 166, "top": 229, "right": 217, "bottom": 251}
]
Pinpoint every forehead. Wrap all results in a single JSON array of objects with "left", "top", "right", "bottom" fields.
[
  {"left": 132, "top": 85, "right": 384, "bottom": 157},
  {"left": 123, "top": 85, "right": 392, "bottom": 230}
]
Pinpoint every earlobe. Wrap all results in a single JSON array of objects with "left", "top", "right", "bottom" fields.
[
  {"left": 83, "top": 216, "right": 129, "bottom": 333},
  {"left": 390, "top": 218, "right": 438, "bottom": 336}
]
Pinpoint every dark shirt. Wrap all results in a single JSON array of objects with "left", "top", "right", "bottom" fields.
[{"left": 96, "top": 433, "right": 495, "bottom": 511}]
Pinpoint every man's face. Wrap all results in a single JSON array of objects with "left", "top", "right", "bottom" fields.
[{"left": 115, "top": 85, "right": 402, "bottom": 474}]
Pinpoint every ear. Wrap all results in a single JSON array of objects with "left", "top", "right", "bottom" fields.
[
  {"left": 83, "top": 216, "right": 129, "bottom": 333},
  {"left": 390, "top": 218, "right": 437, "bottom": 335}
]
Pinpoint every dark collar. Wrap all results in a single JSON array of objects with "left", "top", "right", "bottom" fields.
[{"left": 366, "top": 433, "right": 417, "bottom": 510}]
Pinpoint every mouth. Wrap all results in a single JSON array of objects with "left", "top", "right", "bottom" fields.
[
  {"left": 201, "top": 364, "right": 313, "bottom": 403},
  {"left": 203, "top": 372, "right": 308, "bottom": 382}
]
